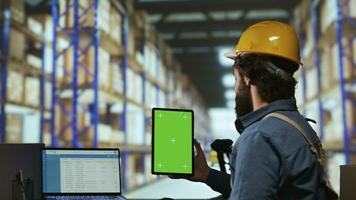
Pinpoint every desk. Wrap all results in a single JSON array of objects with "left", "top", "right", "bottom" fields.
[{"left": 125, "top": 178, "right": 220, "bottom": 199}]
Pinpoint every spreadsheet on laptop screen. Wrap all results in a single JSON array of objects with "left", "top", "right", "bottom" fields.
[{"left": 42, "top": 149, "right": 121, "bottom": 193}]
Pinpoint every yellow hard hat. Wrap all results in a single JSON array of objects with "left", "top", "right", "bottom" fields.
[{"left": 225, "top": 21, "right": 302, "bottom": 65}]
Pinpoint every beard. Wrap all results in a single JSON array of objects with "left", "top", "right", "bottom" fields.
[{"left": 235, "top": 79, "right": 253, "bottom": 118}]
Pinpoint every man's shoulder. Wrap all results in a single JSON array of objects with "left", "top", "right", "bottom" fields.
[{"left": 237, "top": 112, "right": 310, "bottom": 153}]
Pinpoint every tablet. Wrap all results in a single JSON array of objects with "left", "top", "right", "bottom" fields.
[{"left": 152, "top": 108, "right": 194, "bottom": 176}]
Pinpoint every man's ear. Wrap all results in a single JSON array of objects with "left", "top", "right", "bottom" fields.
[{"left": 244, "top": 76, "right": 250, "bottom": 86}]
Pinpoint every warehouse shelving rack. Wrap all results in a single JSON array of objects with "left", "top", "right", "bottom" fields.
[
  {"left": 310, "top": 0, "right": 325, "bottom": 141},
  {"left": 303, "top": 0, "right": 356, "bottom": 163},
  {"left": 0, "top": 4, "right": 48, "bottom": 143},
  {"left": 121, "top": 12, "right": 129, "bottom": 192},
  {"left": 50, "top": 0, "right": 100, "bottom": 147},
  {"left": 0, "top": 9, "right": 11, "bottom": 142},
  {"left": 0, "top": 0, "right": 210, "bottom": 192},
  {"left": 335, "top": 0, "right": 356, "bottom": 163}
]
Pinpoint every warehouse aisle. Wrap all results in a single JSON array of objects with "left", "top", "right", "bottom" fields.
[{"left": 125, "top": 178, "right": 220, "bottom": 199}]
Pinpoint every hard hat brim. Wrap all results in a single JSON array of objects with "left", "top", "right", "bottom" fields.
[
  {"left": 224, "top": 50, "right": 237, "bottom": 60},
  {"left": 224, "top": 50, "right": 303, "bottom": 65}
]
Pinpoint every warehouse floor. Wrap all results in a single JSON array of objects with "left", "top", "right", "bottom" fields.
[{"left": 126, "top": 178, "right": 220, "bottom": 199}]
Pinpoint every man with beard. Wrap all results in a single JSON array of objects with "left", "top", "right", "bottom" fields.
[{"left": 174, "top": 21, "right": 337, "bottom": 199}]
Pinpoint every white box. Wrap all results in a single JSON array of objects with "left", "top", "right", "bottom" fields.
[
  {"left": 7, "top": 70, "right": 24, "bottom": 103},
  {"left": 126, "top": 104, "right": 145, "bottom": 145},
  {"left": 305, "top": 67, "right": 318, "bottom": 100},
  {"left": 26, "top": 54, "right": 42, "bottom": 69},
  {"left": 98, "top": 48, "right": 111, "bottom": 89},
  {"left": 320, "top": 0, "right": 337, "bottom": 34},
  {"left": 24, "top": 76, "right": 40, "bottom": 107},
  {"left": 322, "top": 88, "right": 343, "bottom": 142},
  {"left": 111, "top": 63, "right": 123, "bottom": 94},
  {"left": 27, "top": 17, "right": 43, "bottom": 37},
  {"left": 302, "top": 20, "right": 314, "bottom": 61},
  {"left": 98, "top": 123, "right": 112, "bottom": 142},
  {"left": 111, "top": 130, "right": 125, "bottom": 144},
  {"left": 5, "top": 114, "right": 23, "bottom": 143},
  {"left": 134, "top": 73, "right": 143, "bottom": 103},
  {"left": 109, "top": 6, "right": 122, "bottom": 44}
]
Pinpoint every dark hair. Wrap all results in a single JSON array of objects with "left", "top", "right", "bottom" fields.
[{"left": 234, "top": 53, "right": 299, "bottom": 103}]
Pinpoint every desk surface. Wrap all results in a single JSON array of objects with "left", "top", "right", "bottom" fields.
[{"left": 125, "top": 178, "right": 220, "bottom": 199}]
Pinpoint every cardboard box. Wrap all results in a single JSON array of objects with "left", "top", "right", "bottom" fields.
[
  {"left": 126, "top": 105, "right": 144, "bottom": 145},
  {"left": 322, "top": 88, "right": 344, "bottom": 143},
  {"left": 97, "top": 123, "right": 112, "bottom": 143},
  {"left": 24, "top": 76, "right": 40, "bottom": 107},
  {"left": 26, "top": 54, "right": 42, "bottom": 69},
  {"left": 5, "top": 114, "right": 23, "bottom": 143},
  {"left": 110, "top": 63, "right": 123, "bottom": 94},
  {"left": 45, "top": 82, "right": 52, "bottom": 110},
  {"left": 340, "top": 165, "right": 356, "bottom": 200},
  {"left": 9, "top": 29, "right": 25, "bottom": 60},
  {"left": 127, "top": 22, "right": 135, "bottom": 56},
  {"left": 110, "top": 130, "right": 125, "bottom": 144},
  {"left": 127, "top": 68, "right": 142, "bottom": 102},
  {"left": 145, "top": 82, "right": 156, "bottom": 108},
  {"left": 320, "top": 0, "right": 337, "bottom": 34},
  {"left": 346, "top": 93, "right": 356, "bottom": 131},
  {"left": 109, "top": 6, "right": 122, "bottom": 45},
  {"left": 302, "top": 20, "right": 314, "bottom": 63},
  {"left": 305, "top": 67, "right": 318, "bottom": 100},
  {"left": 98, "top": 48, "right": 110, "bottom": 89},
  {"left": 27, "top": 17, "right": 43, "bottom": 37},
  {"left": 320, "top": 45, "right": 332, "bottom": 90},
  {"left": 7, "top": 70, "right": 24, "bottom": 103}
]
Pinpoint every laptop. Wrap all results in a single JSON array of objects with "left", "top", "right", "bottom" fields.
[
  {"left": 0, "top": 143, "right": 44, "bottom": 200},
  {"left": 42, "top": 148, "right": 126, "bottom": 200}
]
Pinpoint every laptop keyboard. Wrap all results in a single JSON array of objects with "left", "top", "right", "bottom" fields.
[{"left": 46, "top": 196, "right": 126, "bottom": 200}]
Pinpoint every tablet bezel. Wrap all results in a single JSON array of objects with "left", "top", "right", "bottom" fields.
[{"left": 151, "top": 108, "right": 194, "bottom": 176}]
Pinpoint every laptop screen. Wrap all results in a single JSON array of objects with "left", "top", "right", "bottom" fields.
[{"left": 42, "top": 149, "right": 121, "bottom": 194}]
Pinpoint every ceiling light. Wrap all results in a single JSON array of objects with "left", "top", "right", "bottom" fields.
[
  {"left": 226, "top": 100, "right": 235, "bottom": 108},
  {"left": 224, "top": 89, "right": 235, "bottom": 100},
  {"left": 217, "top": 47, "right": 234, "bottom": 67},
  {"left": 222, "top": 74, "right": 235, "bottom": 88}
]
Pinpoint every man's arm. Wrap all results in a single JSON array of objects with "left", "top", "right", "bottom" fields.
[
  {"left": 229, "top": 132, "right": 280, "bottom": 199},
  {"left": 206, "top": 169, "right": 231, "bottom": 199},
  {"left": 170, "top": 140, "right": 231, "bottom": 198}
]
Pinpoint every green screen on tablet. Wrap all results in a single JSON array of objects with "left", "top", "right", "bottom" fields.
[{"left": 152, "top": 108, "right": 194, "bottom": 175}]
